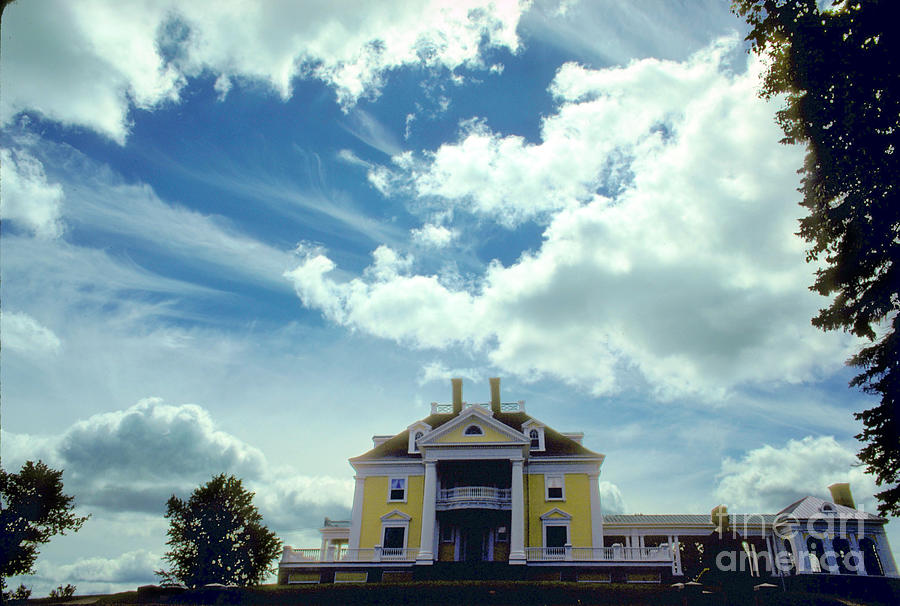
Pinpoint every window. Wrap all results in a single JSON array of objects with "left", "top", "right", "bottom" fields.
[
  {"left": 389, "top": 477, "right": 407, "bottom": 502},
  {"left": 441, "top": 525, "right": 455, "bottom": 543},
  {"left": 413, "top": 431, "right": 423, "bottom": 452},
  {"left": 546, "top": 475, "right": 564, "bottom": 500},
  {"left": 546, "top": 525, "right": 568, "bottom": 548},
  {"left": 496, "top": 526, "right": 509, "bottom": 543},
  {"left": 464, "top": 424, "right": 484, "bottom": 435},
  {"left": 529, "top": 429, "right": 540, "bottom": 448},
  {"left": 383, "top": 526, "right": 405, "bottom": 549}
]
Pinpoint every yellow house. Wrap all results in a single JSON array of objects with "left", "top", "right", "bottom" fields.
[{"left": 279, "top": 378, "right": 898, "bottom": 584}]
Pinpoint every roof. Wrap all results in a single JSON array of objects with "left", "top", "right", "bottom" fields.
[
  {"left": 351, "top": 410, "right": 601, "bottom": 461},
  {"left": 605, "top": 513, "right": 776, "bottom": 527},
  {"left": 776, "top": 495, "right": 885, "bottom": 522}
]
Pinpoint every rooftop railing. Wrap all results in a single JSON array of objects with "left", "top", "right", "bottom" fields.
[{"left": 430, "top": 401, "right": 525, "bottom": 414}]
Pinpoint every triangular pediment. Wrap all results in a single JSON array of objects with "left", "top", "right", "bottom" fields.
[
  {"left": 540, "top": 507, "right": 572, "bottom": 520},
  {"left": 418, "top": 405, "right": 528, "bottom": 447},
  {"left": 381, "top": 509, "right": 412, "bottom": 522}
]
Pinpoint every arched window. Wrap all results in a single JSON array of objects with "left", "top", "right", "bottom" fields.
[
  {"left": 529, "top": 429, "right": 540, "bottom": 448},
  {"left": 464, "top": 424, "right": 483, "bottom": 435},
  {"left": 413, "top": 431, "right": 424, "bottom": 451}
]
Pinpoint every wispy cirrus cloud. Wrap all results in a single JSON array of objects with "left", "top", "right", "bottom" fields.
[{"left": 286, "top": 37, "right": 852, "bottom": 400}]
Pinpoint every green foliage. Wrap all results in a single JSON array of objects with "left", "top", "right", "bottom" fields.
[
  {"left": 2, "top": 583, "right": 32, "bottom": 602},
  {"left": 733, "top": 0, "right": 900, "bottom": 516},
  {"left": 0, "top": 461, "right": 89, "bottom": 582},
  {"left": 49, "top": 583, "right": 77, "bottom": 599},
  {"left": 156, "top": 474, "right": 282, "bottom": 588}
]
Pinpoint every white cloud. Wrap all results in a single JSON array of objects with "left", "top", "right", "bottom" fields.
[
  {"left": 0, "top": 311, "right": 62, "bottom": 355},
  {"left": 286, "top": 37, "right": 852, "bottom": 400},
  {"left": 1, "top": 0, "right": 526, "bottom": 142},
  {"left": 715, "top": 436, "right": 879, "bottom": 514},
  {"left": 418, "top": 361, "right": 485, "bottom": 385},
  {"left": 0, "top": 148, "right": 64, "bottom": 238},
  {"left": 598, "top": 480, "right": 626, "bottom": 515},
  {"left": 411, "top": 223, "right": 456, "bottom": 248}
]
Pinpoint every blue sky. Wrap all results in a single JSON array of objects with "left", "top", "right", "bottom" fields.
[{"left": 1, "top": 0, "right": 894, "bottom": 595}]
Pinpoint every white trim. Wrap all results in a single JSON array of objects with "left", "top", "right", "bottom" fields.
[
  {"left": 349, "top": 476, "right": 366, "bottom": 551},
  {"left": 351, "top": 463, "right": 424, "bottom": 477},
  {"left": 381, "top": 511, "right": 411, "bottom": 552},
  {"left": 407, "top": 421, "right": 431, "bottom": 454},
  {"left": 417, "top": 405, "right": 529, "bottom": 447},
  {"left": 526, "top": 462, "right": 602, "bottom": 475},
  {"left": 464, "top": 424, "right": 485, "bottom": 435},
  {"left": 388, "top": 476, "right": 408, "bottom": 503},
  {"left": 541, "top": 509, "right": 571, "bottom": 548},
  {"left": 523, "top": 419, "right": 545, "bottom": 452},
  {"left": 545, "top": 474, "right": 565, "bottom": 501}
]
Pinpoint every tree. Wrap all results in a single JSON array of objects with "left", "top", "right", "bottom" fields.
[
  {"left": 733, "top": 0, "right": 900, "bottom": 516},
  {"left": 156, "top": 474, "right": 281, "bottom": 587},
  {"left": 0, "top": 461, "right": 89, "bottom": 592}
]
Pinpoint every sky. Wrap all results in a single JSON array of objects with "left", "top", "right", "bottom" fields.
[{"left": 0, "top": 0, "right": 894, "bottom": 596}]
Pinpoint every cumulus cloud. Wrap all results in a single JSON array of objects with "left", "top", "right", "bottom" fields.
[
  {"left": 418, "top": 361, "right": 486, "bottom": 385},
  {"left": 714, "top": 436, "right": 879, "bottom": 513},
  {"left": 599, "top": 480, "right": 626, "bottom": 515},
  {"left": 286, "top": 37, "right": 852, "bottom": 400},
  {"left": 0, "top": 148, "right": 64, "bottom": 238},
  {"left": 411, "top": 223, "right": 456, "bottom": 248},
  {"left": 54, "top": 550, "right": 162, "bottom": 585},
  {"left": 3, "top": 399, "right": 352, "bottom": 529},
  {"left": 1, "top": 0, "right": 525, "bottom": 142},
  {"left": 0, "top": 311, "right": 62, "bottom": 355}
]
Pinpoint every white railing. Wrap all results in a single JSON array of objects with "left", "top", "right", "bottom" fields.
[
  {"left": 429, "top": 401, "right": 526, "bottom": 414},
  {"left": 436, "top": 486, "right": 512, "bottom": 510},
  {"left": 525, "top": 545, "right": 673, "bottom": 562},
  {"left": 282, "top": 547, "right": 417, "bottom": 564}
]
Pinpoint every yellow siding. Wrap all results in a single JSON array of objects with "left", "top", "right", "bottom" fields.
[
  {"left": 526, "top": 472, "right": 596, "bottom": 547},
  {"left": 436, "top": 422, "right": 510, "bottom": 443},
  {"left": 358, "top": 475, "right": 424, "bottom": 549}
]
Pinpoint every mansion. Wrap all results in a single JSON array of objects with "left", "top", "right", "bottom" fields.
[{"left": 278, "top": 379, "right": 898, "bottom": 584}]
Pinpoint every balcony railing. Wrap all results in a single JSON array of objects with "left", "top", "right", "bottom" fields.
[
  {"left": 430, "top": 401, "right": 525, "bottom": 414},
  {"left": 436, "top": 486, "right": 512, "bottom": 510},
  {"left": 526, "top": 545, "right": 673, "bottom": 562},
  {"left": 281, "top": 546, "right": 418, "bottom": 564}
]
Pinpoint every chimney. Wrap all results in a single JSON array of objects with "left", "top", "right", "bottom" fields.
[
  {"left": 711, "top": 504, "right": 729, "bottom": 537},
  {"left": 828, "top": 482, "right": 856, "bottom": 509},
  {"left": 452, "top": 378, "right": 463, "bottom": 415},
  {"left": 490, "top": 377, "right": 501, "bottom": 415}
]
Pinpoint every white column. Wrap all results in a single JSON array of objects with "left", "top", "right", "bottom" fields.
[
  {"left": 823, "top": 536, "right": 839, "bottom": 574},
  {"left": 417, "top": 461, "right": 437, "bottom": 564},
  {"left": 509, "top": 459, "right": 526, "bottom": 564},
  {"left": 588, "top": 471, "right": 604, "bottom": 548},
  {"left": 674, "top": 535, "right": 683, "bottom": 576},
  {"left": 349, "top": 475, "right": 366, "bottom": 550}
]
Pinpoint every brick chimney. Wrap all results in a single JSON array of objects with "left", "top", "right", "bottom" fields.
[
  {"left": 490, "top": 377, "right": 501, "bottom": 415},
  {"left": 452, "top": 378, "right": 463, "bottom": 415}
]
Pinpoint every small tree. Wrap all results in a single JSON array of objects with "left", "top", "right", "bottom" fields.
[
  {"left": 1, "top": 461, "right": 89, "bottom": 594},
  {"left": 156, "top": 474, "right": 281, "bottom": 587}
]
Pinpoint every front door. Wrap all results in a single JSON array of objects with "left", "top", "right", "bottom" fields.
[{"left": 462, "top": 527, "right": 489, "bottom": 562}]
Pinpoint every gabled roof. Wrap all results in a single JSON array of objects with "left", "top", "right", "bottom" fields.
[
  {"left": 350, "top": 408, "right": 601, "bottom": 461},
  {"left": 417, "top": 404, "right": 528, "bottom": 447},
  {"left": 776, "top": 495, "right": 884, "bottom": 522}
]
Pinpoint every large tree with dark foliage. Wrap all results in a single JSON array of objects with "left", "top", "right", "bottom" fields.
[
  {"left": 733, "top": 0, "right": 899, "bottom": 516},
  {"left": 1, "top": 461, "right": 89, "bottom": 593},
  {"left": 156, "top": 474, "right": 281, "bottom": 587}
]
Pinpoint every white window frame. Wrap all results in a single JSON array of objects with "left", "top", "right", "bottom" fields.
[
  {"left": 379, "top": 511, "right": 411, "bottom": 551},
  {"left": 523, "top": 421, "right": 545, "bottom": 451},
  {"left": 464, "top": 424, "right": 484, "bottom": 436},
  {"left": 543, "top": 520, "right": 570, "bottom": 548},
  {"left": 407, "top": 422, "right": 431, "bottom": 454},
  {"left": 545, "top": 474, "right": 565, "bottom": 501},
  {"left": 388, "top": 476, "right": 408, "bottom": 503}
]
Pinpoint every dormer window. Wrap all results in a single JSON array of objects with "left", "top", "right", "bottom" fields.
[
  {"left": 523, "top": 421, "right": 545, "bottom": 451},
  {"left": 464, "top": 424, "right": 484, "bottom": 435},
  {"left": 407, "top": 422, "right": 431, "bottom": 454},
  {"left": 821, "top": 503, "right": 836, "bottom": 514}
]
